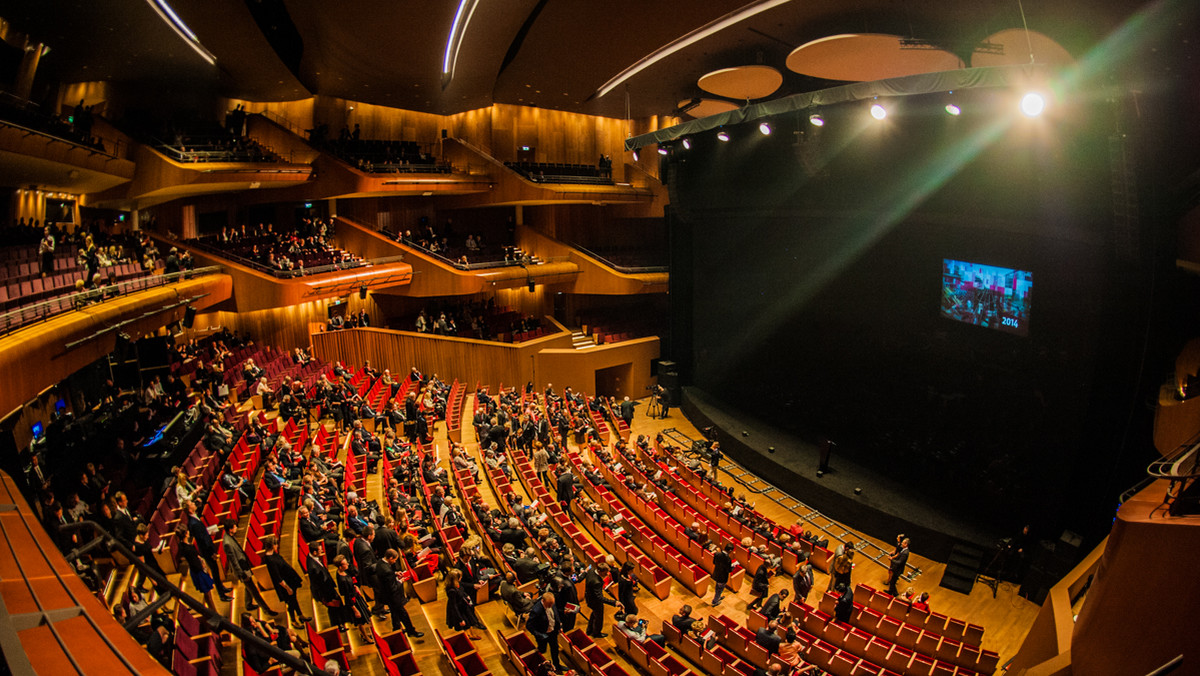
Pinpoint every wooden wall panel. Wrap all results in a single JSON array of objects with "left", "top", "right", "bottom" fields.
[
  {"left": 193, "top": 293, "right": 382, "bottom": 352},
  {"left": 311, "top": 327, "right": 574, "bottom": 391},
  {"left": 534, "top": 337, "right": 660, "bottom": 399},
  {"left": 225, "top": 98, "right": 316, "bottom": 137}
]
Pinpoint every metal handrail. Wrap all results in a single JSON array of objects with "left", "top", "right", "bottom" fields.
[
  {"left": 182, "top": 238, "right": 400, "bottom": 278},
  {"left": 0, "top": 266, "right": 223, "bottom": 335},
  {"left": 59, "top": 520, "right": 319, "bottom": 675},
  {"left": 569, "top": 242, "right": 668, "bottom": 274}
]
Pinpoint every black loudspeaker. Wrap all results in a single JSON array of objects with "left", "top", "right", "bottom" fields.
[
  {"left": 657, "top": 360, "right": 677, "bottom": 377},
  {"left": 1019, "top": 565, "right": 1053, "bottom": 605},
  {"left": 182, "top": 306, "right": 196, "bottom": 328},
  {"left": 528, "top": 279, "right": 536, "bottom": 292},
  {"left": 441, "top": 128, "right": 448, "bottom": 139},
  {"left": 359, "top": 286, "right": 368, "bottom": 300},
  {"left": 659, "top": 371, "right": 680, "bottom": 405}
]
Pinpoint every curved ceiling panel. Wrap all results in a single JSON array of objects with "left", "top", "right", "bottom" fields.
[
  {"left": 970, "top": 29, "right": 1074, "bottom": 68},
  {"left": 680, "top": 98, "right": 740, "bottom": 119},
  {"left": 697, "top": 65, "right": 782, "bottom": 101},
  {"left": 786, "top": 34, "right": 962, "bottom": 82}
]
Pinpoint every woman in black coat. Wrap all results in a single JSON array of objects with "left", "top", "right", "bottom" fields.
[
  {"left": 334, "top": 554, "right": 374, "bottom": 644},
  {"left": 445, "top": 569, "right": 482, "bottom": 638},
  {"left": 617, "top": 561, "right": 639, "bottom": 616},
  {"left": 747, "top": 561, "right": 772, "bottom": 611}
]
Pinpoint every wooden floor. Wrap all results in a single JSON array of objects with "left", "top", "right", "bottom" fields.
[{"left": 209, "top": 395, "right": 1038, "bottom": 676}]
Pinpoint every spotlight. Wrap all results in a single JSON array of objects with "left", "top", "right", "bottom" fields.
[
  {"left": 681, "top": 138, "right": 691, "bottom": 150},
  {"left": 1020, "top": 92, "right": 1045, "bottom": 117},
  {"left": 944, "top": 103, "right": 961, "bottom": 116},
  {"left": 632, "top": 149, "right": 639, "bottom": 161},
  {"left": 657, "top": 147, "right": 669, "bottom": 156},
  {"left": 716, "top": 130, "right": 730, "bottom": 142},
  {"left": 854, "top": 487, "right": 862, "bottom": 495},
  {"left": 816, "top": 470, "right": 824, "bottom": 478},
  {"left": 767, "top": 446, "right": 775, "bottom": 454},
  {"left": 758, "top": 122, "right": 771, "bottom": 135},
  {"left": 741, "top": 430, "right": 749, "bottom": 437},
  {"left": 808, "top": 114, "right": 824, "bottom": 127},
  {"left": 870, "top": 103, "right": 887, "bottom": 120}
]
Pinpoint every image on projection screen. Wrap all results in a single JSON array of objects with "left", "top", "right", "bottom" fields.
[{"left": 941, "top": 259, "right": 1032, "bottom": 336}]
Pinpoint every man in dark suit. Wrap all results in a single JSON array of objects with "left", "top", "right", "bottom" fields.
[
  {"left": 527, "top": 593, "right": 565, "bottom": 673},
  {"left": 556, "top": 469, "right": 576, "bottom": 509},
  {"left": 754, "top": 619, "right": 782, "bottom": 654},
  {"left": 111, "top": 491, "right": 139, "bottom": 548},
  {"left": 671, "top": 604, "right": 695, "bottom": 632},
  {"left": 792, "top": 555, "right": 815, "bottom": 602},
  {"left": 511, "top": 548, "right": 542, "bottom": 584},
  {"left": 711, "top": 543, "right": 733, "bottom": 605},
  {"left": 222, "top": 518, "right": 277, "bottom": 614},
  {"left": 298, "top": 505, "right": 339, "bottom": 552},
  {"left": 619, "top": 397, "right": 636, "bottom": 426},
  {"left": 373, "top": 519, "right": 404, "bottom": 559},
  {"left": 305, "top": 542, "right": 339, "bottom": 617},
  {"left": 379, "top": 549, "right": 424, "bottom": 636},
  {"left": 584, "top": 562, "right": 616, "bottom": 638},
  {"left": 761, "top": 588, "right": 789, "bottom": 622},
  {"left": 498, "top": 518, "right": 528, "bottom": 548},
  {"left": 887, "top": 536, "right": 910, "bottom": 596},
  {"left": 184, "top": 500, "right": 231, "bottom": 597},
  {"left": 352, "top": 527, "right": 388, "bottom": 617},
  {"left": 263, "top": 535, "right": 310, "bottom": 628}
]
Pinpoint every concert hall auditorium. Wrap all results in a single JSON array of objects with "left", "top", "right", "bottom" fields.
[{"left": 0, "top": 1, "right": 1197, "bottom": 674}]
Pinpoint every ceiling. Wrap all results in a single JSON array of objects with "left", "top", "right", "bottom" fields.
[{"left": 1, "top": 0, "right": 1181, "bottom": 119}]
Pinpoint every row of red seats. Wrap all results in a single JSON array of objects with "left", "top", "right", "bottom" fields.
[
  {"left": 438, "top": 629, "right": 494, "bottom": 676},
  {"left": 172, "top": 606, "right": 223, "bottom": 676},
  {"left": 652, "top": 438, "right": 836, "bottom": 575},
  {"left": 446, "top": 379, "right": 466, "bottom": 442},
  {"left": 856, "top": 584, "right": 984, "bottom": 648},
  {"left": 562, "top": 447, "right": 713, "bottom": 597}
]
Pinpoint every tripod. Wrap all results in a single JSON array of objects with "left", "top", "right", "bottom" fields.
[
  {"left": 645, "top": 396, "right": 661, "bottom": 419},
  {"left": 975, "top": 544, "right": 1009, "bottom": 598}
]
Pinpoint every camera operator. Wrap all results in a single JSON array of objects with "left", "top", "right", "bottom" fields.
[{"left": 655, "top": 384, "right": 670, "bottom": 419}]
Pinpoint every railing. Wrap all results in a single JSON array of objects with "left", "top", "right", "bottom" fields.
[
  {"left": 153, "top": 137, "right": 280, "bottom": 164},
  {"left": 570, "top": 242, "right": 669, "bottom": 274},
  {"left": 377, "top": 228, "right": 524, "bottom": 271},
  {"left": 0, "top": 265, "right": 223, "bottom": 336},
  {"left": 59, "top": 520, "right": 320, "bottom": 675}
]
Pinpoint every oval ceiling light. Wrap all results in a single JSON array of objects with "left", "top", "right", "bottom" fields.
[
  {"left": 809, "top": 114, "right": 825, "bottom": 127},
  {"left": 870, "top": 103, "right": 887, "bottom": 120},
  {"left": 945, "top": 103, "right": 961, "bottom": 116},
  {"left": 759, "top": 122, "right": 772, "bottom": 135},
  {"left": 716, "top": 130, "right": 730, "bottom": 142},
  {"left": 681, "top": 138, "right": 691, "bottom": 150}
]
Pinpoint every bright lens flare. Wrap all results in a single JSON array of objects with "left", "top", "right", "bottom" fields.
[
  {"left": 870, "top": 104, "right": 887, "bottom": 120},
  {"left": 1020, "top": 92, "right": 1046, "bottom": 117}
]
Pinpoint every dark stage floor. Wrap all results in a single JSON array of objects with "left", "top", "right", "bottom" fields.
[{"left": 680, "top": 386, "right": 999, "bottom": 560}]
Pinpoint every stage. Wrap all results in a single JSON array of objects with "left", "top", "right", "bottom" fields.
[{"left": 680, "top": 386, "right": 999, "bottom": 560}]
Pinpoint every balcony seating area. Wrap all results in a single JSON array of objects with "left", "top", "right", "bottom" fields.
[
  {"left": 153, "top": 120, "right": 281, "bottom": 163},
  {"left": 185, "top": 219, "right": 365, "bottom": 276},
  {"left": 505, "top": 161, "right": 613, "bottom": 185},
  {"left": 318, "top": 133, "right": 449, "bottom": 173},
  {"left": 0, "top": 92, "right": 107, "bottom": 151},
  {"left": 0, "top": 241, "right": 166, "bottom": 335},
  {"left": 392, "top": 300, "right": 551, "bottom": 343}
]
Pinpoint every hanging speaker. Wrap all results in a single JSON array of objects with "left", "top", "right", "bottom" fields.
[
  {"left": 182, "top": 306, "right": 196, "bottom": 328},
  {"left": 359, "top": 285, "right": 368, "bottom": 300}
]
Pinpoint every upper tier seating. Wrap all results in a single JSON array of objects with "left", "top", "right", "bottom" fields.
[{"left": 504, "top": 161, "right": 613, "bottom": 185}]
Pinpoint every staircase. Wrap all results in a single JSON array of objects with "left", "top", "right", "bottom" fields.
[
  {"left": 571, "top": 330, "right": 596, "bottom": 349},
  {"left": 939, "top": 541, "right": 986, "bottom": 594}
]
